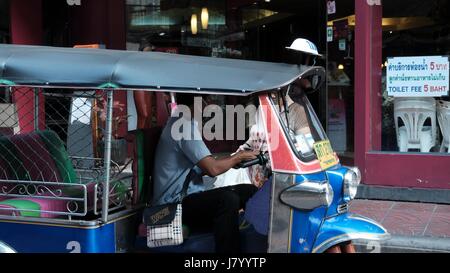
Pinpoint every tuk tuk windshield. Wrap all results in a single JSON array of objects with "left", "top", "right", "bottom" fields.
[{"left": 271, "top": 83, "right": 329, "bottom": 162}]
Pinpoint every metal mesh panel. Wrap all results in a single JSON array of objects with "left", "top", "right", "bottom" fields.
[{"left": 0, "top": 87, "right": 133, "bottom": 221}]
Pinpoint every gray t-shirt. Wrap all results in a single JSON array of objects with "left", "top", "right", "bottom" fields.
[{"left": 152, "top": 116, "right": 212, "bottom": 206}]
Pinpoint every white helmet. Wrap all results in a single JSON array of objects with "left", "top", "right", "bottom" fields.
[{"left": 286, "top": 38, "right": 322, "bottom": 57}]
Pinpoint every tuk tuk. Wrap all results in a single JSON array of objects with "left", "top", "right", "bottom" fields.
[{"left": 0, "top": 44, "right": 389, "bottom": 253}]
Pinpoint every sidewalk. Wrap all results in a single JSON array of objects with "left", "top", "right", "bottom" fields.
[{"left": 349, "top": 199, "right": 450, "bottom": 253}]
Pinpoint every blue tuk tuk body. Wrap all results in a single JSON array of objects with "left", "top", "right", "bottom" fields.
[
  {"left": 0, "top": 220, "right": 117, "bottom": 253},
  {"left": 292, "top": 167, "right": 388, "bottom": 253},
  {"left": 0, "top": 44, "right": 389, "bottom": 253}
]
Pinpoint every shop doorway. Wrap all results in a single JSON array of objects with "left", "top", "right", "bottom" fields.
[{"left": 326, "top": 0, "right": 355, "bottom": 165}]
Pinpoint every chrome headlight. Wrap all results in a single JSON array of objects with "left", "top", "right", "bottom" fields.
[
  {"left": 280, "top": 181, "right": 334, "bottom": 210},
  {"left": 343, "top": 167, "right": 361, "bottom": 202},
  {"left": 324, "top": 183, "right": 334, "bottom": 206}
]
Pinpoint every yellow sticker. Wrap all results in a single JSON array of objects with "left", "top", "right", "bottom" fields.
[{"left": 313, "top": 140, "right": 338, "bottom": 170}]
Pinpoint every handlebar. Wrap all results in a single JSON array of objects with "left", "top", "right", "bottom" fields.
[{"left": 235, "top": 152, "right": 269, "bottom": 169}]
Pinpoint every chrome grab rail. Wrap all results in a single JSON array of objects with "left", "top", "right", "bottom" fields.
[
  {"left": 93, "top": 175, "right": 133, "bottom": 216},
  {"left": 0, "top": 179, "right": 88, "bottom": 218}
]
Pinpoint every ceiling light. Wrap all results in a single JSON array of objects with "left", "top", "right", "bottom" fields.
[
  {"left": 191, "top": 14, "right": 198, "bottom": 35},
  {"left": 201, "top": 8, "right": 209, "bottom": 30}
]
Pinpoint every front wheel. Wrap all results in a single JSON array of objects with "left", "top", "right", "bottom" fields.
[{"left": 324, "top": 241, "right": 356, "bottom": 253}]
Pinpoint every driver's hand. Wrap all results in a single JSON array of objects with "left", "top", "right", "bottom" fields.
[{"left": 235, "top": 150, "right": 259, "bottom": 162}]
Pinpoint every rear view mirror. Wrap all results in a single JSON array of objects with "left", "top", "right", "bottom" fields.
[
  {"left": 311, "top": 75, "right": 320, "bottom": 90},
  {"left": 288, "top": 67, "right": 326, "bottom": 97},
  {"left": 301, "top": 74, "right": 324, "bottom": 95}
]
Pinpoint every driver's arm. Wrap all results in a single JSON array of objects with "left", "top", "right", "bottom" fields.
[
  {"left": 197, "top": 151, "right": 259, "bottom": 177},
  {"left": 179, "top": 118, "right": 259, "bottom": 178}
]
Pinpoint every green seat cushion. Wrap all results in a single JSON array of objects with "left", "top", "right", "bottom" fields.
[
  {"left": 0, "top": 199, "right": 41, "bottom": 218},
  {"left": 37, "top": 130, "right": 78, "bottom": 184}
]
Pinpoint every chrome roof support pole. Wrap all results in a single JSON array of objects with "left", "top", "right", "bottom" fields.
[{"left": 101, "top": 90, "right": 114, "bottom": 223}]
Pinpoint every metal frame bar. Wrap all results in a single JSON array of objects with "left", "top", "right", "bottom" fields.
[
  {"left": 101, "top": 90, "right": 114, "bottom": 223},
  {"left": 34, "top": 88, "right": 39, "bottom": 131},
  {"left": 0, "top": 207, "right": 141, "bottom": 227},
  {"left": 0, "top": 88, "right": 135, "bottom": 224},
  {"left": 93, "top": 176, "right": 133, "bottom": 216},
  {"left": 0, "top": 179, "right": 88, "bottom": 217},
  {"left": 268, "top": 173, "right": 296, "bottom": 253}
]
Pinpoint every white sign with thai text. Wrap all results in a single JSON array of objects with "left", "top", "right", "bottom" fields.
[{"left": 387, "top": 56, "right": 449, "bottom": 97}]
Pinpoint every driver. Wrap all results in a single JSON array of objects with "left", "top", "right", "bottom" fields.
[
  {"left": 243, "top": 39, "right": 323, "bottom": 236},
  {"left": 237, "top": 38, "right": 321, "bottom": 189},
  {"left": 152, "top": 93, "right": 259, "bottom": 253},
  {"left": 284, "top": 38, "right": 321, "bottom": 153},
  {"left": 277, "top": 91, "right": 312, "bottom": 136}
]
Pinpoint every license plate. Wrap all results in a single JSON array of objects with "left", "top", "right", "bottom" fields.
[{"left": 313, "top": 140, "right": 338, "bottom": 170}]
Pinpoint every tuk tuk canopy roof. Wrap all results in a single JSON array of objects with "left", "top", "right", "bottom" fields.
[{"left": 0, "top": 44, "right": 310, "bottom": 95}]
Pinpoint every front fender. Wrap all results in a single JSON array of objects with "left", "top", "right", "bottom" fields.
[{"left": 312, "top": 213, "right": 390, "bottom": 253}]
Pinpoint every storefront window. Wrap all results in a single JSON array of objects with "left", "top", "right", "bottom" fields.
[
  {"left": 125, "top": 0, "right": 328, "bottom": 152},
  {"left": 380, "top": 0, "right": 450, "bottom": 153},
  {"left": 0, "top": 0, "right": 10, "bottom": 44},
  {"left": 125, "top": 0, "right": 327, "bottom": 61}
]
